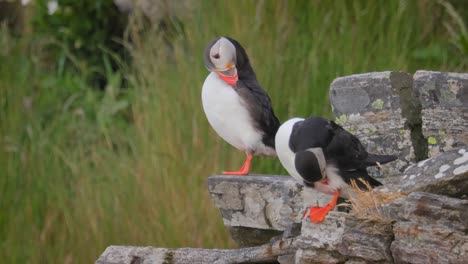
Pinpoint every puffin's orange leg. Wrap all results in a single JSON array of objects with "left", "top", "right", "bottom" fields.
[
  {"left": 223, "top": 153, "right": 253, "bottom": 175},
  {"left": 306, "top": 190, "right": 340, "bottom": 223}
]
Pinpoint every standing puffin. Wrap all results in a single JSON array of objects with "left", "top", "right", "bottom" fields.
[
  {"left": 275, "top": 116, "right": 397, "bottom": 223},
  {"left": 202, "top": 37, "right": 280, "bottom": 175}
]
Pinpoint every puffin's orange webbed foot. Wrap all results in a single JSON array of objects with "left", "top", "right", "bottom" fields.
[
  {"left": 222, "top": 168, "right": 249, "bottom": 175},
  {"left": 222, "top": 153, "right": 253, "bottom": 176},
  {"left": 304, "top": 190, "right": 340, "bottom": 224},
  {"left": 308, "top": 205, "right": 333, "bottom": 223}
]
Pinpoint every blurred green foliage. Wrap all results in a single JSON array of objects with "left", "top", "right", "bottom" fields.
[
  {"left": 1, "top": 1, "right": 467, "bottom": 263},
  {"left": 33, "top": 0, "right": 127, "bottom": 87},
  {"left": 440, "top": 0, "right": 468, "bottom": 55}
]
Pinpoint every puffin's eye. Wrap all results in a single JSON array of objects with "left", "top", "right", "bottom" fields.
[{"left": 213, "top": 53, "right": 220, "bottom": 59}]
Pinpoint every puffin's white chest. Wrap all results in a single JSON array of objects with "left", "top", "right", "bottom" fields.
[{"left": 202, "top": 72, "right": 263, "bottom": 152}]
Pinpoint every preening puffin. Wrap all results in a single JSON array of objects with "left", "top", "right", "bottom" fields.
[
  {"left": 202, "top": 37, "right": 280, "bottom": 175},
  {"left": 275, "top": 116, "right": 397, "bottom": 223}
]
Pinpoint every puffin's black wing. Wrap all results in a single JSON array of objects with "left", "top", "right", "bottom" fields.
[
  {"left": 236, "top": 79, "right": 280, "bottom": 148},
  {"left": 325, "top": 121, "right": 395, "bottom": 190},
  {"left": 326, "top": 121, "right": 397, "bottom": 169},
  {"left": 325, "top": 121, "right": 371, "bottom": 170}
]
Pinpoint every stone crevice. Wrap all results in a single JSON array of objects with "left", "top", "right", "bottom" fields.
[{"left": 392, "top": 71, "right": 428, "bottom": 161}]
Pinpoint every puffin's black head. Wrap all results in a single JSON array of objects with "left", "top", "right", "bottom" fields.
[
  {"left": 295, "top": 148, "right": 327, "bottom": 185},
  {"left": 204, "top": 37, "right": 254, "bottom": 84}
]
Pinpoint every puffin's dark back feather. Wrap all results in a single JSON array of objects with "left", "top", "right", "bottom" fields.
[
  {"left": 325, "top": 121, "right": 370, "bottom": 170},
  {"left": 289, "top": 117, "right": 333, "bottom": 152},
  {"left": 235, "top": 78, "right": 280, "bottom": 149},
  {"left": 226, "top": 37, "right": 280, "bottom": 149}
]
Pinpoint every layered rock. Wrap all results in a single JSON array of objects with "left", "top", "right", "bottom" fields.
[
  {"left": 395, "top": 147, "right": 468, "bottom": 197},
  {"left": 385, "top": 192, "right": 468, "bottom": 264},
  {"left": 96, "top": 192, "right": 468, "bottom": 264},
  {"left": 207, "top": 175, "right": 330, "bottom": 247},
  {"left": 413, "top": 71, "right": 468, "bottom": 157},
  {"left": 329, "top": 71, "right": 415, "bottom": 175},
  {"left": 329, "top": 70, "right": 468, "bottom": 176}
]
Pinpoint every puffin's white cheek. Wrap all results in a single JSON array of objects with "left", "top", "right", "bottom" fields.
[
  {"left": 209, "top": 38, "right": 236, "bottom": 71},
  {"left": 211, "top": 55, "right": 231, "bottom": 70},
  {"left": 219, "top": 46, "right": 235, "bottom": 64}
]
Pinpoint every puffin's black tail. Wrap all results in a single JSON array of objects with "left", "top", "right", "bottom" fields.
[
  {"left": 366, "top": 175, "right": 383, "bottom": 187},
  {"left": 341, "top": 169, "right": 382, "bottom": 191},
  {"left": 365, "top": 153, "right": 398, "bottom": 166}
]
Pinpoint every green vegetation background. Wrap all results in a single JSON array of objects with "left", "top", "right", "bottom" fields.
[{"left": 1, "top": 1, "right": 467, "bottom": 263}]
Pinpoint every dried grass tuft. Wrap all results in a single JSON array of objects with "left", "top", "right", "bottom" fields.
[{"left": 346, "top": 178, "right": 407, "bottom": 221}]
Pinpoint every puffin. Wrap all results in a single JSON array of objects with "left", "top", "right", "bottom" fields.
[
  {"left": 275, "top": 116, "right": 397, "bottom": 223},
  {"left": 202, "top": 37, "right": 280, "bottom": 175}
]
